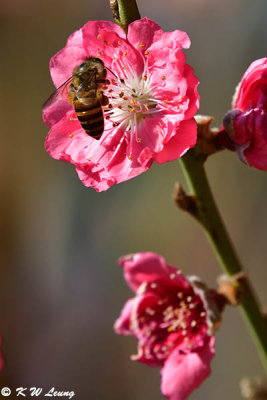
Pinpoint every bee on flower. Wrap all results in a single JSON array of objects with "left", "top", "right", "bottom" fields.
[{"left": 43, "top": 18, "right": 199, "bottom": 191}]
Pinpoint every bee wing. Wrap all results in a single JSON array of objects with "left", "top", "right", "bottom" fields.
[{"left": 42, "top": 77, "right": 73, "bottom": 111}]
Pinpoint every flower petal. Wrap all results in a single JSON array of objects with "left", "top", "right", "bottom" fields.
[
  {"left": 119, "top": 252, "right": 189, "bottom": 293},
  {"left": 50, "top": 28, "right": 87, "bottom": 88},
  {"left": 114, "top": 298, "right": 136, "bottom": 335},
  {"left": 160, "top": 336, "right": 215, "bottom": 400},
  {"left": 155, "top": 118, "right": 197, "bottom": 163},
  {"left": 234, "top": 58, "right": 267, "bottom": 110},
  {"left": 127, "top": 17, "right": 163, "bottom": 53}
]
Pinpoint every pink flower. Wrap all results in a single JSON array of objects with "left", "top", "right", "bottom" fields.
[
  {"left": 223, "top": 58, "right": 267, "bottom": 169},
  {"left": 114, "top": 252, "right": 224, "bottom": 400},
  {"left": 43, "top": 18, "right": 199, "bottom": 191}
]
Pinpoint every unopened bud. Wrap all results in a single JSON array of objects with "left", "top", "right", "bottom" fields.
[{"left": 223, "top": 58, "right": 267, "bottom": 170}]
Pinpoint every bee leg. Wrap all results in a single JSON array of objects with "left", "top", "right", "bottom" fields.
[
  {"left": 68, "top": 88, "right": 75, "bottom": 105},
  {"left": 101, "top": 94, "right": 109, "bottom": 106}
]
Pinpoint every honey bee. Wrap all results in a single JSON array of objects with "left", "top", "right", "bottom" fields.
[{"left": 43, "top": 57, "right": 114, "bottom": 140}]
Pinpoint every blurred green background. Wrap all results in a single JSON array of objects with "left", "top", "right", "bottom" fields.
[{"left": 0, "top": 0, "right": 267, "bottom": 399}]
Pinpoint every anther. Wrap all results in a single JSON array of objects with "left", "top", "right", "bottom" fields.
[
  {"left": 161, "top": 76, "right": 166, "bottom": 80},
  {"left": 97, "top": 34, "right": 101, "bottom": 40},
  {"left": 69, "top": 134, "right": 74, "bottom": 138},
  {"left": 143, "top": 75, "right": 147, "bottom": 81},
  {"left": 137, "top": 138, "right": 143, "bottom": 143},
  {"left": 144, "top": 50, "right": 149, "bottom": 55},
  {"left": 139, "top": 44, "right": 145, "bottom": 48},
  {"left": 191, "top": 320, "right": 197, "bottom": 328},
  {"left": 69, "top": 117, "right": 75, "bottom": 121},
  {"left": 87, "top": 158, "right": 92, "bottom": 162},
  {"left": 146, "top": 308, "right": 155, "bottom": 316},
  {"left": 128, "top": 154, "right": 133, "bottom": 161},
  {"left": 123, "top": 52, "right": 127, "bottom": 56}
]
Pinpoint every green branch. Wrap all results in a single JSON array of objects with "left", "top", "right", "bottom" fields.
[
  {"left": 109, "top": 0, "right": 140, "bottom": 32},
  {"left": 179, "top": 147, "right": 267, "bottom": 372}
]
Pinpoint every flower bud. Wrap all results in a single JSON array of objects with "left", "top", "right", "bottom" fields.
[{"left": 223, "top": 58, "right": 267, "bottom": 169}]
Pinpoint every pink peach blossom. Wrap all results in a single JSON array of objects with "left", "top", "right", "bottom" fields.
[
  {"left": 114, "top": 252, "right": 224, "bottom": 400},
  {"left": 43, "top": 18, "right": 199, "bottom": 191},
  {"left": 223, "top": 58, "right": 267, "bottom": 169}
]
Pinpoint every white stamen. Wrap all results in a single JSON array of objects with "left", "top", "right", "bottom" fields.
[{"left": 101, "top": 58, "right": 173, "bottom": 158}]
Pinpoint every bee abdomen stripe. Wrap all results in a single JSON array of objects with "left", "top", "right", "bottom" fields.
[
  {"left": 76, "top": 108, "right": 101, "bottom": 117},
  {"left": 74, "top": 103, "right": 97, "bottom": 112},
  {"left": 82, "top": 121, "right": 104, "bottom": 131},
  {"left": 80, "top": 117, "right": 103, "bottom": 127},
  {"left": 77, "top": 110, "right": 103, "bottom": 121}
]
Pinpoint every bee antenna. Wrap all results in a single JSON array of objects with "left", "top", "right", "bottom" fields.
[{"left": 106, "top": 67, "right": 118, "bottom": 79}]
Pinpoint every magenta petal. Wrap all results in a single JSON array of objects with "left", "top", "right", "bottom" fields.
[
  {"left": 245, "top": 144, "right": 267, "bottom": 170},
  {"left": 43, "top": 99, "right": 73, "bottom": 128},
  {"left": 161, "top": 336, "right": 215, "bottom": 400},
  {"left": 114, "top": 298, "right": 135, "bottom": 335},
  {"left": 155, "top": 119, "right": 197, "bottom": 163},
  {"left": 119, "top": 253, "right": 188, "bottom": 293},
  {"left": 50, "top": 28, "right": 87, "bottom": 88},
  {"left": 127, "top": 17, "right": 163, "bottom": 52},
  {"left": 234, "top": 58, "right": 267, "bottom": 110},
  {"left": 82, "top": 19, "right": 125, "bottom": 44}
]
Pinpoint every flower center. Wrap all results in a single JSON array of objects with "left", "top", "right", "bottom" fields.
[
  {"left": 101, "top": 55, "right": 166, "bottom": 158},
  {"left": 133, "top": 281, "right": 208, "bottom": 364},
  {"left": 104, "top": 74, "right": 158, "bottom": 126}
]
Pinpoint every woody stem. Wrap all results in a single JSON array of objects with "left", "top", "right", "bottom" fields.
[{"left": 179, "top": 147, "right": 267, "bottom": 372}]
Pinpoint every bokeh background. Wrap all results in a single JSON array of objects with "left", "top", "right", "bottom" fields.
[{"left": 1, "top": 0, "right": 267, "bottom": 399}]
